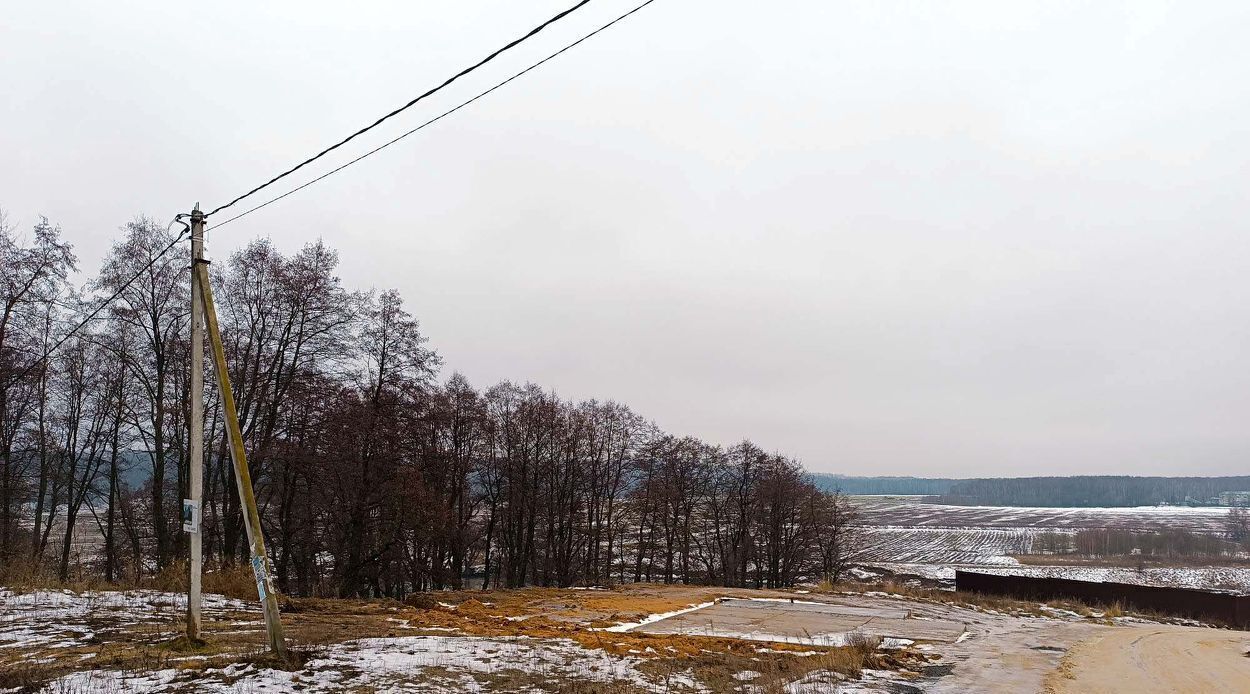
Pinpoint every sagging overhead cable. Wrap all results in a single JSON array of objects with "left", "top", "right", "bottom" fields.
[
  {"left": 207, "top": 0, "right": 660, "bottom": 232},
  {"left": 204, "top": 0, "right": 595, "bottom": 219}
]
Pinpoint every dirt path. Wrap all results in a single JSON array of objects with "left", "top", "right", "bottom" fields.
[
  {"left": 1046, "top": 625, "right": 1250, "bottom": 694},
  {"left": 924, "top": 609, "right": 1104, "bottom": 693}
]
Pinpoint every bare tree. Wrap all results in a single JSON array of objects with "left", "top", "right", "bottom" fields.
[
  {"left": 811, "top": 490, "right": 862, "bottom": 585},
  {"left": 97, "top": 218, "right": 187, "bottom": 569},
  {"left": 1226, "top": 506, "right": 1250, "bottom": 548},
  {"left": 0, "top": 215, "right": 75, "bottom": 562}
]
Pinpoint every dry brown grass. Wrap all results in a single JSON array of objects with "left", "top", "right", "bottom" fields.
[
  {"left": 0, "top": 659, "right": 61, "bottom": 693},
  {"left": 1101, "top": 601, "right": 1125, "bottom": 619},
  {"left": 256, "top": 586, "right": 931, "bottom": 691},
  {"left": 2, "top": 582, "right": 933, "bottom": 692},
  {"left": 0, "top": 556, "right": 114, "bottom": 594},
  {"left": 0, "top": 558, "right": 258, "bottom": 602},
  {"left": 202, "top": 563, "right": 260, "bottom": 601}
]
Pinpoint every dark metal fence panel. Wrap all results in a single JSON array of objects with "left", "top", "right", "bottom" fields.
[{"left": 955, "top": 570, "right": 1250, "bottom": 628}]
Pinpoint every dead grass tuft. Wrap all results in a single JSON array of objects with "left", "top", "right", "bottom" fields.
[
  {"left": 202, "top": 563, "right": 259, "bottom": 601},
  {"left": 157, "top": 635, "right": 211, "bottom": 653},
  {"left": 147, "top": 560, "right": 188, "bottom": 594},
  {"left": 0, "top": 659, "right": 63, "bottom": 693},
  {"left": 639, "top": 635, "right": 926, "bottom": 693},
  {"left": 0, "top": 558, "right": 261, "bottom": 603},
  {"left": 403, "top": 592, "right": 440, "bottom": 610},
  {"left": 0, "top": 556, "right": 113, "bottom": 594}
]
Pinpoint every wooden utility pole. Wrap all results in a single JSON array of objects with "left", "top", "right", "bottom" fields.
[
  {"left": 191, "top": 219, "right": 287, "bottom": 655},
  {"left": 186, "top": 205, "right": 205, "bottom": 641}
]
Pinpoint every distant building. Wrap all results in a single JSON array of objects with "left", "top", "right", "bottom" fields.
[{"left": 1218, "top": 491, "right": 1250, "bottom": 506}]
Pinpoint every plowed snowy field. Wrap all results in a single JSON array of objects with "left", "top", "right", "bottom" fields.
[{"left": 853, "top": 497, "right": 1250, "bottom": 592}]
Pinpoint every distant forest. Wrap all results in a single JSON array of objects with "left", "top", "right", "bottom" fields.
[
  {"left": 809, "top": 475, "right": 956, "bottom": 496},
  {"left": 811, "top": 474, "right": 1250, "bottom": 508}
]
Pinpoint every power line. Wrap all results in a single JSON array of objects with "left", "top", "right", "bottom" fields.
[
  {"left": 8, "top": 219, "right": 190, "bottom": 385},
  {"left": 204, "top": 0, "right": 595, "bottom": 219},
  {"left": 209, "top": 0, "right": 659, "bottom": 231}
]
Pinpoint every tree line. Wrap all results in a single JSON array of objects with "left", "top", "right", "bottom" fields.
[
  {"left": 926, "top": 476, "right": 1250, "bottom": 508},
  {"left": 0, "top": 212, "right": 858, "bottom": 597},
  {"left": 809, "top": 474, "right": 956, "bottom": 496},
  {"left": 1030, "top": 528, "right": 1243, "bottom": 560}
]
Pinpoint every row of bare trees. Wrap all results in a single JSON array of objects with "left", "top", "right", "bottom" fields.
[
  {"left": 1031, "top": 528, "right": 1241, "bottom": 559},
  {"left": 0, "top": 212, "right": 858, "bottom": 596}
]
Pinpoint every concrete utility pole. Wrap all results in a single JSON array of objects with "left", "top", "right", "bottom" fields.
[
  {"left": 186, "top": 205, "right": 205, "bottom": 641},
  {"left": 193, "top": 254, "right": 287, "bottom": 655}
]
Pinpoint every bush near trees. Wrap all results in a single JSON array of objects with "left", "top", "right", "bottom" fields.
[{"left": 1226, "top": 507, "right": 1250, "bottom": 548}]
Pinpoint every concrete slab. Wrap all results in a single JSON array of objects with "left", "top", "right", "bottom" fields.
[
  {"left": 859, "top": 617, "right": 967, "bottom": 642},
  {"left": 718, "top": 598, "right": 912, "bottom": 620},
  {"left": 635, "top": 598, "right": 965, "bottom": 644}
]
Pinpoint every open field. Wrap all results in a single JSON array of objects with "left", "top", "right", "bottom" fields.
[
  {"left": 855, "top": 497, "right": 1232, "bottom": 533},
  {"left": 5, "top": 582, "right": 1248, "bottom": 692},
  {"left": 853, "top": 497, "right": 1250, "bottom": 593},
  {"left": 858, "top": 527, "right": 1035, "bottom": 565}
]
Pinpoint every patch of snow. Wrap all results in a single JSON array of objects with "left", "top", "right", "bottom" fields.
[
  {"left": 779, "top": 669, "right": 847, "bottom": 693},
  {"left": 0, "top": 587, "right": 255, "bottom": 651},
  {"left": 754, "top": 647, "right": 824, "bottom": 656},
  {"left": 601, "top": 600, "right": 716, "bottom": 633},
  {"left": 879, "top": 637, "right": 913, "bottom": 649},
  {"left": 731, "top": 597, "right": 840, "bottom": 607},
  {"left": 677, "top": 622, "right": 875, "bottom": 648},
  {"left": 969, "top": 565, "right": 1250, "bottom": 593},
  {"left": 1039, "top": 605, "right": 1084, "bottom": 620}
]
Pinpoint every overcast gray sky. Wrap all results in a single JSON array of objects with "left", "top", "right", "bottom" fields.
[{"left": 2, "top": 1, "right": 1248, "bottom": 477}]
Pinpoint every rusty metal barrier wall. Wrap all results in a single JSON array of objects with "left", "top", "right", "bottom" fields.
[{"left": 954, "top": 570, "right": 1250, "bottom": 628}]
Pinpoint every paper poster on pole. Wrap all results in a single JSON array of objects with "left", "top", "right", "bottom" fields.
[{"left": 182, "top": 499, "right": 201, "bottom": 534}]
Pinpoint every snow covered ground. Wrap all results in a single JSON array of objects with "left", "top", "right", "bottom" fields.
[
  {"left": 855, "top": 498, "right": 1233, "bottom": 533},
  {"left": 0, "top": 588, "right": 253, "bottom": 652},
  {"left": 970, "top": 564, "right": 1250, "bottom": 592},
  {"left": 37, "top": 635, "right": 671, "bottom": 693},
  {"left": 1, "top": 588, "right": 683, "bottom": 693}
]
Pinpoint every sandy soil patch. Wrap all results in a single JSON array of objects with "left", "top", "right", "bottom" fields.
[{"left": 1044, "top": 625, "right": 1250, "bottom": 694}]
